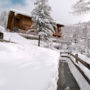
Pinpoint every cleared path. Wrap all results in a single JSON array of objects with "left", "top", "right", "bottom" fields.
[{"left": 57, "top": 61, "right": 80, "bottom": 90}]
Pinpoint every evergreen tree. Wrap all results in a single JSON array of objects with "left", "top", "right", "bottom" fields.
[{"left": 31, "top": 0, "right": 56, "bottom": 46}]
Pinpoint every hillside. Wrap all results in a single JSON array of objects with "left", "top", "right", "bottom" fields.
[{"left": 0, "top": 26, "right": 60, "bottom": 90}]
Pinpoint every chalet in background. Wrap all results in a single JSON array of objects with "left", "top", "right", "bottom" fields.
[
  {"left": 7, "top": 11, "right": 33, "bottom": 33},
  {"left": 7, "top": 11, "right": 64, "bottom": 37},
  {"left": 53, "top": 24, "right": 64, "bottom": 37}
]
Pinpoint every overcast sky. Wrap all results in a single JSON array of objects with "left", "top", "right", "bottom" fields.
[{"left": 0, "top": 0, "right": 89, "bottom": 25}]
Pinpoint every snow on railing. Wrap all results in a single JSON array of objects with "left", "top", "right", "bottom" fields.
[
  {"left": 60, "top": 52, "right": 90, "bottom": 85},
  {"left": 70, "top": 53, "right": 90, "bottom": 70}
]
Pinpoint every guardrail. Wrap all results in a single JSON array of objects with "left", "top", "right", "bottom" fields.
[
  {"left": 70, "top": 53, "right": 90, "bottom": 70},
  {"left": 60, "top": 52, "right": 90, "bottom": 84}
]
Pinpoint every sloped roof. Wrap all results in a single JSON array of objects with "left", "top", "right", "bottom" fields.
[{"left": 57, "top": 24, "right": 64, "bottom": 27}]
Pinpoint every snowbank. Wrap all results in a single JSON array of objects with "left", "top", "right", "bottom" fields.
[{"left": 0, "top": 27, "right": 60, "bottom": 90}]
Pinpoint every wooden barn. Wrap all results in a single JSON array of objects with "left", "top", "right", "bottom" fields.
[{"left": 7, "top": 10, "right": 64, "bottom": 37}]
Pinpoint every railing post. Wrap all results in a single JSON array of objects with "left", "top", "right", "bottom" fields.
[
  {"left": 68, "top": 52, "right": 69, "bottom": 55},
  {"left": 38, "top": 35, "right": 40, "bottom": 46},
  {"left": 75, "top": 54, "right": 78, "bottom": 63},
  {"left": 60, "top": 52, "right": 61, "bottom": 56}
]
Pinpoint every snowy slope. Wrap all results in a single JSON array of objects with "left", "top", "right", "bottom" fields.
[{"left": 0, "top": 26, "right": 60, "bottom": 90}]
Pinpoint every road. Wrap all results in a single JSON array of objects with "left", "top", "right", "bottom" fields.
[{"left": 57, "top": 61, "right": 80, "bottom": 90}]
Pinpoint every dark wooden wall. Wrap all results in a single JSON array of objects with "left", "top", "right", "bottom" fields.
[
  {"left": 7, "top": 11, "right": 15, "bottom": 31},
  {"left": 7, "top": 11, "right": 64, "bottom": 37},
  {"left": 7, "top": 11, "right": 33, "bottom": 32}
]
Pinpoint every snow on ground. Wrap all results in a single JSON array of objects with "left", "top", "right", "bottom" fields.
[{"left": 0, "top": 26, "right": 60, "bottom": 90}]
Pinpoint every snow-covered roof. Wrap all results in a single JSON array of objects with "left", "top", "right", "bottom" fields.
[{"left": 9, "top": 9, "right": 31, "bottom": 17}]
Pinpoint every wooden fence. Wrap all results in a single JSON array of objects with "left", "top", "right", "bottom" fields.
[{"left": 60, "top": 52, "right": 90, "bottom": 84}]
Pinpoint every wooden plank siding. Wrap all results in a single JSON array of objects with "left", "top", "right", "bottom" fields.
[
  {"left": 53, "top": 24, "right": 64, "bottom": 37},
  {"left": 7, "top": 11, "right": 64, "bottom": 37}
]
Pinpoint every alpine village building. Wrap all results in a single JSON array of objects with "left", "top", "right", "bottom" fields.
[{"left": 7, "top": 11, "right": 64, "bottom": 37}]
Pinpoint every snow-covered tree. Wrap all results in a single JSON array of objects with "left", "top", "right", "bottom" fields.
[
  {"left": 0, "top": 11, "right": 8, "bottom": 28},
  {"left": 72, "top": 0, "right": 90, "bottom": 54},
  {"left": 31, "top": 0, "right": 55, "bottom": 46},
  {"left": 73, "top": 0, "right": 90, "bottom": 14}
]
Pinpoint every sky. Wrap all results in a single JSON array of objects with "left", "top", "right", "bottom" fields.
[{"left": 0, "top": 0, "right": 89, "bottom": 25}]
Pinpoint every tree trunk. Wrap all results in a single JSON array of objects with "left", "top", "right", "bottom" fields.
[{"left": 38, "top": 35, "right": 40, "bottom": 46}]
